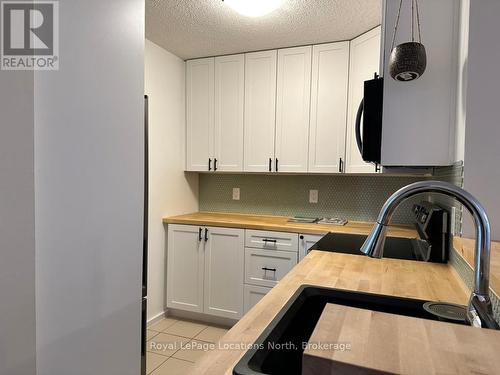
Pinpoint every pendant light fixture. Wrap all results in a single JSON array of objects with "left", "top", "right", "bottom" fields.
[{"left": 389, "top": 0, "right": 427, "bottom": 82}]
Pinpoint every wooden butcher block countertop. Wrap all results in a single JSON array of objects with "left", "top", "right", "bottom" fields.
[
  {"left": 191, "top": 250, "right": 471, "bottom": 375},
  {"left": 454, "top": 237, "right": 500, "bottom": 297},
  {"left": 163, "top": 211, "right": 417, "bottom": 237},
  {"left": 303, "top": 303, "right": 500, "bottom": 375}
]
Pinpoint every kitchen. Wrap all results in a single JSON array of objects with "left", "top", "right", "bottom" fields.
[
  {"left": 145, "top": 0, "right": 500, "bottom": 374},
  {"left": 2, "top": 1, "right": 500, "bottom": 375}
]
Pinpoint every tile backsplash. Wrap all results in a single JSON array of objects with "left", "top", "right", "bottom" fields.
[{"left": 199, "top": 173, "right": 434, "bottom": 224}]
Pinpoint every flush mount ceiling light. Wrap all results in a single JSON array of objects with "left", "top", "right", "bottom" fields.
[{"left": 222, "top": 0, "right": 284, "bottom": 17}]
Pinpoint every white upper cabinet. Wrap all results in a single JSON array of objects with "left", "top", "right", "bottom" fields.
[
  {"left": 275, "top": 46, "right": 312, "bottom": 173},
  {"left": 308, "top": 42, "right": 350, "bottom": 173},
  {"left": 214, "top": 54, "right": 245, "bottom": 171},
  {"left": 186, "top": 58, "right": 215, "bottom": 171},
  {"left": 244, "top": 50, "right": 277, "bottom": 172},
  {"left": 345, "top": 27, "right": 381, "bottom": 174}
]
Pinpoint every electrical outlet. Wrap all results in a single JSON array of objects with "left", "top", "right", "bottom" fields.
[
  {"left": 232, "top": 187, "right": 240, "bottom": 200},
  {"left": 309, "top": 189, "right": 318, "bottom": 204}
]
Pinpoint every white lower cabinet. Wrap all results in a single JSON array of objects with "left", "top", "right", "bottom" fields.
[
  {"left": 166, "top": 224, "right": 205, "bottom": 313},
  {"left": 244, "top": 248, "right": 297, "bottom": 288},
  {"left": 244, "top": 284, "right": 271, "bottom": 314},
  {"left": 167, "top": 226, "right": 300, "bottom": 319},
  {"left": 204, "top": 226, "right": 244, "bottom": 319},
  {"left": 167, "top": 224, "right": 244, "bottom": 319},
  {"left": 245, "top": 229, "right": 299, "bottom": 252},
  {"left": 299, "top": 234, "right": 324, "bottom": 261}
]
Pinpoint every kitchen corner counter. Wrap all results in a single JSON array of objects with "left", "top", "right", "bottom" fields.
[
  {"left": 163, "top": 211, "right": 417, "bottom": 237},
  {"left": 191, "top": 250, "right": 470, "bottom": 375}
]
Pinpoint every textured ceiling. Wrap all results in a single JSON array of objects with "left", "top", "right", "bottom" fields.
[{"left": 146, "top": 0, "right": 382, "bottom": 60}]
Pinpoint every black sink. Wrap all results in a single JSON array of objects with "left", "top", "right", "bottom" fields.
[{"left": 233, "top": 286, "right": 468, "bottom": 375}]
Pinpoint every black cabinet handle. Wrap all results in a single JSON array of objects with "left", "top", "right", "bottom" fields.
[
  {"left": 214, "top": 158, "right": 218, "bottom": 171},
  {"left": 339, "top": 157, "right": 344, "bottom": 173},
  {"left": 208, "top": 158, "right": 212, "bottom": 171},
  {"left": 375, "top": 163, "right": 381, "bottom": 173},
  {"left": 204, "top": 228, "right": 208, "bottom": 242},
  {"left": 275, "top": 158, "right": 279, "bottom": 172},
  {"left": 300, "top": 235, "right": 304, "bottom": 240},
  {"left": 262, "top": 267, "right": 277, "bottom": 272},
  {"left": 263, "top": 239, "right": 277, "bottom": 243},
  {"left": 198, "top": 228, "right": 202, "bottom": 241},
  {"left": 269, "top": 158, "right": 272, "bottom": 172}
]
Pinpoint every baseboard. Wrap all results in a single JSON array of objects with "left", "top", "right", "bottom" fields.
[
  {"left": 166, "top": 308, "right": 237, "bottom": 328},
  {"left": 147, "top": 307, "right": 238, "bottom": 329},
  {"left": 147, "top": 310, "right": 167, "bottom": 326}
]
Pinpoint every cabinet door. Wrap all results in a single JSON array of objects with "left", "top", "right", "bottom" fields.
[
  {"left": 345, "top": 27, "right": 381, "bottom": 173},
  {"left": 167, "top": 225, "right": 204, "bottom": 313},
  {"left": 244, "top": 50, "right": 277, "bottom": 172},
  {"left": 186, "top": 58, "right": 214, "bottom": 171},
  {"left": 275, "top": 46, "right": 312, "bottom": 172},
  {"left": 308, "top": 42, "right": 349, "bottom": 173},
  {"left": 214, "top": 54, "right": 245, "bottom": 171},
  {"left": 204, "top": 227, "right": 244, "bottom": 319},
  {"left": 299, "top": 234, "right": 324, "bottom": 261}
]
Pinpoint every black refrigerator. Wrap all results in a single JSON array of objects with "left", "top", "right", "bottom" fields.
[{"left": 141, "top": 95, "right": 149, "bottom": 375}]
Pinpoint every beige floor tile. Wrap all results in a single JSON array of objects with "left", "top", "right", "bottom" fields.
[
  {"left": 150, "top": 357, "right": 194, "bottom": 375},
  {"left": 195, "top": 326, "right": 229, "bottom": 343},
  {"left": 172, "top": 340, "right": 215, "bottom": 363},
  {"left": 147, "top": 330, "right": 159, "bottom": 341},
  {"left": 148, "top": 317, "right": 178, "bottom": 332},
  {"left": 147, "top": 333, "right": 190, "bottom": 357},
  {"left": 146, "top": 352, "right": 168, "bottom": 374},
  {"left": 164, "top": 320, "right": 207, "bottom": 338}
]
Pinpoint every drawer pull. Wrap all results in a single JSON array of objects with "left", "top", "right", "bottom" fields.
[
  {"left": 204, "top": 228, "right": 209, "bottom": 242},
  {"left": 263, "top": 239, "right": 277, "bottom": 243},
  {"left": 198, "top": 228, "right": 202, "bottom": 241},
  {"left": 262, "top": 267, "right": 277, "bottom": 272}
]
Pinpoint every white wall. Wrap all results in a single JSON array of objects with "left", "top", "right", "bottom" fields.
[
  {"left": 34, "top": 1, "right": 144, "bottom": 375},
  {"left": 463, "top": 0, "right": 500, "bottom": 241},
  {"left": 145, "top": 40, "right": 199, "bottom": 321},
  {"left": 381, "top": 0, "right": 459, "bottom": 166},
  {"left": 0, "top": 72, "right": 36, "bottom": 375}
]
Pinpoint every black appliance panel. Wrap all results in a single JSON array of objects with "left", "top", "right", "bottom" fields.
[{"left": 362, "top": 77, "right": 384, "bottom": 163}]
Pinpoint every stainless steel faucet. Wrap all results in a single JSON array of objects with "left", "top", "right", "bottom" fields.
[{"left": 361, "top": 180, "right": 496, "bottom": 328}]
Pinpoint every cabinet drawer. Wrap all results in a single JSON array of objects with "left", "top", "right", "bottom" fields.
[
  {"left": 243, "top": 284, "right": 272, "bottom": 314},
  {"left": 245, "top": 230, "right": 298, "bottom": 252},
  {"left": 244, "top": 248, "right": 297, "bottom": 288}
]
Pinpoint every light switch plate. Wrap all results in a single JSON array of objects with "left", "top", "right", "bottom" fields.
[
  {"left": 232, "top": 187, "right": 240, "bottom": 200},
  {"left": 309, "top": 189, "right": 318, "bottom": 204}
]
